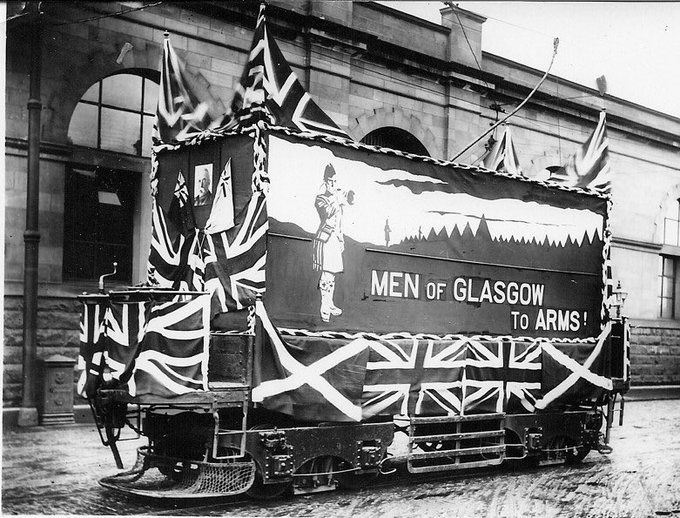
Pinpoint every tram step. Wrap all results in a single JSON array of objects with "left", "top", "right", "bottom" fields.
[
  {"left": 409, "top": 413, "right": 505, "bottom": 425},
  {"left": 410, "top": 429, "right": 505, "bottom": 444},
  {"left": 408, "top": 457, "right": 504, "bottom": 474},
  {"left": 409, "top": 444, "right": 505, "bottom": 460}
]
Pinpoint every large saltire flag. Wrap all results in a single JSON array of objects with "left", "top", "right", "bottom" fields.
[
  {"left": 132, "top": 295, "right": 210, "bottom": 398},
  {"left": 76, "top": 300, "right": 107, "bottom": 399},
  {"left": 535, "top": 322, "right": 613, "bottom": 410},
  {"left": 481, "top": 124, "right": 524, "bottom": 176},
  {"left": 252, "top": 301, "right": 371, "bottom": 422},
  {"left": 147, "top": 170, "right": 196, "bottom": 288},
  {"left": 204, "top": 192, "right": 268, "bottom": 315},
  {"left": 550, "top": 110, "right": 611, "bottom": 194},
  {"left": 224, "top": 3, "right": 350, "bottom": 139}
]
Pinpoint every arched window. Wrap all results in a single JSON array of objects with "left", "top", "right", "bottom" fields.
[
  {"left": 68, "top": 70, "right": 159, "bottom": 157},
  {"left": 361, "top": 127, "right": 429, "bottom": 157},
  {"left": 63, "top": 70, "right": 157, "bottom": 282}
]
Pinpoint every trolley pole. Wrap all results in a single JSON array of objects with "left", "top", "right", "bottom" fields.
[{"left": 18, "top": 2, "right": 43, "bottom": 427}]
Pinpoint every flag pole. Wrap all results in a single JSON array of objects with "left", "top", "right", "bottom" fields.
[{"left": 450, "top": 37, "right": 559, "bottom": 162}]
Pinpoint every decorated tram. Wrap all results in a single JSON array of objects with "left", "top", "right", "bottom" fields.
[{"left": 76, "top": 5, "right": 629, "bottom": 499}]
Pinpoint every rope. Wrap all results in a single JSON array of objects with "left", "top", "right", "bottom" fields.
[{"left": 451, "top": 37, "right": 560, "bottom": 161}]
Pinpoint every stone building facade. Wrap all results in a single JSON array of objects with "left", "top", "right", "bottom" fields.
[{"left": 5, "top": 1, "right": 680, "bottom": 408}]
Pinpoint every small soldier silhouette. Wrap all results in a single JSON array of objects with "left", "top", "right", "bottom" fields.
[
  {"left": 312, "top": 163, "right": 354, "bottom": 322},
  {"left": 385, "top": 218, "right": 391, "bottom": 247}
]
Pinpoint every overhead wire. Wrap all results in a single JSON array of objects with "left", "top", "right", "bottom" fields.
[{"left": 50, "top": 1, "right": 164, "bottom": 26}]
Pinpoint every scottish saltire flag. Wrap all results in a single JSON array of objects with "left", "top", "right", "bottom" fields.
[
  {"left": 362, "top": 339, "right": 466, "bottom": 419},
  {"left": 154, "top": 37, "right": 220, "bottom": 145},
  {"left": 252, "top": 301, "right": 371, "bottom": 422},
  {"left": 224, "top": 3, "right": 350, "bottom": 139},
  {"left": 481, "top": 124, "right": 524, "bottom": 176},
  {"left": 535, "top": 322, "right": 613, "bottom": 410},
  {"left": 132, "top": 296, "right": 210, "bottom": 398},
  {"left": 205, "top": 158, "right": 235, "bottom": 234},
  {"left": 101, "top": 301, "right": 151, "bottom": 386},
  {"left": 76, "top": 300, "right": 107, "bottom": 398},
  {"left": 147, "top": 171, "right": 196, "bottom": 287},
  {"left": 550, "top": 110, "right": 610, "bottom": 194},
  {"left": 205, "top": 192, "right": 268, "bottom": 315}
]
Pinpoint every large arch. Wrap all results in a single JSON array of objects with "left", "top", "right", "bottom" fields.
[{"left": 351, "top": 107, "right": 441, "bottom": 159}]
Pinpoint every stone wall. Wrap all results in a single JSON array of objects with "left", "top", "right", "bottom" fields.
[
  {"left": 630, "top": 323, "right": 680, "bottom": 386},
  {"left": 3, "top": 296, "right": 81, "bottom": 407}
]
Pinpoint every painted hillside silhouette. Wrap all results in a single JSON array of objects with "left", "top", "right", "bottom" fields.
[{"left": 270, "top": 214, "right": 604, "bottom": 275}]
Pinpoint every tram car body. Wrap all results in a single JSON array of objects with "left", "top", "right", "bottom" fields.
[{"left": 78, "top": 125, "right": 629, "bottom": 499}]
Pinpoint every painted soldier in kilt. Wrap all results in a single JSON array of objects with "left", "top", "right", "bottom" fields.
[{"left": 313, "top": 163, "right": 354, "bottom": 322}]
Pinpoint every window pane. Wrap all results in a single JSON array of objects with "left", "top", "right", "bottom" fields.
[
  {"left": 81, "top": 82, "right": 100, "bottom": 103},
  {"left": 664, "top": 218, "right": 679, "bottom": 246},
  {"left": 143, "top": 79, "right": 159, "bottom": 113},
  {"left": 63, "top": 167, "right": 138, "bottom": 282},
  {"left": 663, "top": 257, "right": 675, "bottom": 276},
  {"left": 141, "top": 114, "right": 154, "bottom": 157},
  {"left": 661, "top": 297, "right": 673, "bottom": 319},
  {"left": 662, "top": 276, "right": 675, "bottom": 297},
  {"left": 68, "top": 102, "right": 99, "bottom": 148},
  {"left": 100, "top": 108, "right": 142, "bottom": 155},
  {"left": 101, "top": 74, "right": 143, "bottom": 110}
]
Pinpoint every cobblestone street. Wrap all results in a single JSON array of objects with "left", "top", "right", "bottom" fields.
[{"left": 3, "top": 399, "right": 679, "bottom": 517}]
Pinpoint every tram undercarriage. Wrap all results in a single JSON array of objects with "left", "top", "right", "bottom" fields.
[{"left": 96, "top": 387, "right": 621, "bottom": 499}]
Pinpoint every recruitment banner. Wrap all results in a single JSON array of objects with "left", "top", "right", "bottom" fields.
[{"left": 264, "top": 133, "right": 608, "bottom": 339}]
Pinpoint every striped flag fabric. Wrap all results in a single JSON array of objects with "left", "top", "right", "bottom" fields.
[
  {"left": 76, "top": 300, "right": 107, "bottom": 398},
  {"left": 205, "top": 158, "right": 235, "bottom": 234},
  {"left": 132, "top": 295, "right": 210, "bottom": 397},
  {"left": 550, "top": 110, "right": 611, "bottom": 194},
  {"left": 224, "top": 3, "right": 350, "bottom": 139},
  {"left": 204, "top": 192, "right": 268, "bottom": 315},
  {"left": 481, "top": 124, "right": 524, "bottom": 176}
]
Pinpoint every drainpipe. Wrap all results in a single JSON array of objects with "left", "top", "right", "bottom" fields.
[{"left": 18, "top": 2, "right": 43, "bottom": 427}]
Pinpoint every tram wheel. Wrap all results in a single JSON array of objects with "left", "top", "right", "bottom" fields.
[
  {"left": 246, "top": 464, "right": 292, "bottom": 500},
  {"left": 245, "top": 424, "right": 292, "bottom": 500}
]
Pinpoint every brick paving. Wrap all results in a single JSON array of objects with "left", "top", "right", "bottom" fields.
[{"left": 2, "top": 399, "right": 679, "bottom": 517}]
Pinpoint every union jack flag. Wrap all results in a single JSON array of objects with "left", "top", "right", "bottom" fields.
[
  {"left": 204, "top": 192, "right": 268, "bottom": 315},
  {"left": 463, "top": 339, "right": 542, "bottom": 414},
  {"left": 147, "top": 171, "right": 196, "bottom": 288},
  {"left": 205, "top": 158, "right": 235, "bottom": 234},
  {"left": 76, "top": 299, "right": 107, "bottom": 398},
  {"left": 362, "top": 339, "right": 466, "bottom": 419},
  {"left": 481, "top": 124, "right": 524, "bottom": 177},
  {"left": 550, "top": 110, "right": 610, "bottom": 194},
  {"left": 224, "top": 3, "right": 350, "bottom": 139},
  {"left": 132, "top": 295, "right": 210, "bottom": 398},
  {"left": 102, "top": 301, "right": 151, "bottom": 386},
  {"left": 154, "top": 37, "right": 220, "bottom": 146}
]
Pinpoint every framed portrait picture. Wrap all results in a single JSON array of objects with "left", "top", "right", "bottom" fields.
[{"left": 193, "top": 164, "right": 214, "bottom": 207}]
